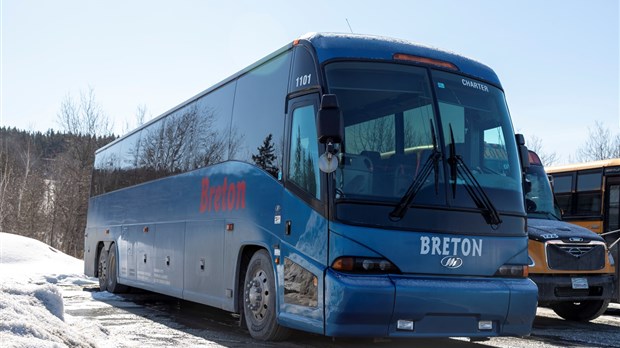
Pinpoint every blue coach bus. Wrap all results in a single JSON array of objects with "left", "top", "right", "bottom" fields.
[{"left": 85, "top": 33, "right": 538, "bottom": 340}]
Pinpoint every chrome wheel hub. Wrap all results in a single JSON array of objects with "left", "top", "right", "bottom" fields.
[{"left": 246, "top": 270, "right": 269, "bottom": 320}]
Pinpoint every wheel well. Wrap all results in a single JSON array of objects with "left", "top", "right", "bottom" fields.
[{"left": 95, "top": 242, "right": 105, "bottom": 278}]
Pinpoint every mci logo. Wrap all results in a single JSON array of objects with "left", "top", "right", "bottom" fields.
[{"left": 441, "top": 256, "right": 463, "bottom": 269}]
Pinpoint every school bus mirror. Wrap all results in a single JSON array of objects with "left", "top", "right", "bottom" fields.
[
  {"left": 317, "top": 94, "right": 344, "bottom": 144},
  {"left": 515, "top": 133, "right": 526, "bottom": 146},
  {"left": 515, "top": 134, "right": 529, "bottom": 171}
]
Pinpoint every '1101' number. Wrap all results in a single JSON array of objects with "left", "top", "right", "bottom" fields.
[{"left": 295, "top": 74, "right": 312, "bottom": 88}]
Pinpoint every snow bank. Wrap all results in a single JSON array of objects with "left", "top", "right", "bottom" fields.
[{"left": 0, "top": 232, "right": 100, "bottom": 347}]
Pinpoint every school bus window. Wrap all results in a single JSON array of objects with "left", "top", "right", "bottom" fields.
[
  {"left": 575, "top": 192, "right": 602, "bottom": 216},
  {"left": 555, "top": 194, "right": 572, "bottom": 214},
  {"left": 552, "top": 175, "right": 573, "bottom": 193},
  {"left": 608, "top": 185, "right": 620, "bottom": 230},
  {"left": 577, "top": 171, "right": 602, "bottom": 191}
]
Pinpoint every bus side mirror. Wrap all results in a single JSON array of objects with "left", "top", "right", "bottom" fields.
[
  {"left": 317, "top": 94, "right": 343, "bottom": 173},
  {"left": 317, "top": 94, "right": 343, "bottom": 144},
  {"left": 515, "top": 134, "right": 529, "bottom": 171}
]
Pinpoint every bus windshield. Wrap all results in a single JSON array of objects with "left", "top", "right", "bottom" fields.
[
  {"left": 325, "top": 61, "right": 522, "bottom": 218},
  {"left": 526, "top": 161, "right": 561, "bottom": 220}
]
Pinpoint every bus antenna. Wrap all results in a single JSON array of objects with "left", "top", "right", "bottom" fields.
[{"left": 345, "top": 18, "right": 354, "bottom": 33}]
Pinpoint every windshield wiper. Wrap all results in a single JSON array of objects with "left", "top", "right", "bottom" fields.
[
  {"left": 447, "top": 125, "right": 502, "bottom": 227},
  {"left": 389, "top": 122, "right": 441, "bottom": 221}
]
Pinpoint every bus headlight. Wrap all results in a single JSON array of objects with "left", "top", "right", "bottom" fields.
[
  {"left": 494, "top": 264, "right": 528, "bottom": 278},
  {"left": 332, "top": 256, "right": 400, "bottom": 274}
]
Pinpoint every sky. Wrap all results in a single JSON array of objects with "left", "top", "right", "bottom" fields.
[{"left": 1, "top": 0, "right": 618, "bottom": 164}]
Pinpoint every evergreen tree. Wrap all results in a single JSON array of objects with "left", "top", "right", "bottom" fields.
[{"left": 252, "top": 133, "right": 278, "bottom": 178}]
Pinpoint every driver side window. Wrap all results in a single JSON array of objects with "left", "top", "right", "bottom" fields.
[{"left": 289, "top": 104, "right": 320, "bottom": 199}]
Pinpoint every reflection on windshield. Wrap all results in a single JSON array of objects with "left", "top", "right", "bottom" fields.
[
  {"left": 526, "top": 165, "right": 561, "bottom": 220},
  {"left": 432, "top": 71, "right": 521, "bottom": 198},
  {"left": 325, "top": 62, "right": 523, "bottom": 213},
  {"left": 326, "top": 62, "right": 440, "bottom": 205}
]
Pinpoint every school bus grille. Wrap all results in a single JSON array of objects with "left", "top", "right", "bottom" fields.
[{"left": 546, "top": 242, "right": 606, "bottom": 271}]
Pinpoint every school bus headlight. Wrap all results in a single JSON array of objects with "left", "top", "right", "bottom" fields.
[
  {"left": 332, "top": 257, "right": 401, "bottom": 274},
  {"left": 494, "top": 264, "right": 528, "bottom": 278}
]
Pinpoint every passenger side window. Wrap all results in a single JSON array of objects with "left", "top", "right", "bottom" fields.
[
  {"left": 288, "top": 104, "right": 320, "bottom": 199},
  {"left": 575, "top": 170, "right": 603, "bottom": 216}
]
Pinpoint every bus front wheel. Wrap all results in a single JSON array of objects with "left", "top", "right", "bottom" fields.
[
  {"left": 243, "top": 249, "right": 290, "bottom": 341},
  {"left": 105, "top": 244, "right": 128, "bottom": 294},
  {"left": 551, "top": 299, "right": 610, "bottom": 321}
]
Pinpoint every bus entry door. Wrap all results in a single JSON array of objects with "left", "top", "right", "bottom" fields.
[{"left": 277, "top": 95, "right": 327, "bottom": 334}]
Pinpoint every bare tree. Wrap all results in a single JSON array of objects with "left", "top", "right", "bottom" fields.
[
  {"left": 16, "top": 139, "right": 34, "bottom": 221},
  {"left": 122, "top": 104, "right": 149, "bottom": 135},
  {"left": 526, "top": 135, "right": 558, "bottom": 167},
  {"left": 135, "top": 104, "right": 148, "bottom": 126},
  {"left": 58, "top": 87, "right": 113, "bottom": 136},
  {"left": 346, "top": 116, "right": 395, "bottom": 154},
  {"left": 14, "top": 136, "right": 48, "bottom": 240},
  {"left": 137, "top": 106, "right": 226, "bottom": 176},
  {"left": 613, "top": 134, "right": 620, "bottom": 158},
  {"left": 51, "top": 88, "right": 114, "bottom": 257},
  {"left": 0, "top": 138, "right": 13, "bottom": 232},
  {"left": 0, "top": 129, "right": 48, "bottom": 238},
  {"left": 576, "top": 120, "right": 620, "bottom": 162}
]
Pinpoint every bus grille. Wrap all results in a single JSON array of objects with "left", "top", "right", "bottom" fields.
[{"left": 546, "top": 242, "right": 606, "bottom": 271}]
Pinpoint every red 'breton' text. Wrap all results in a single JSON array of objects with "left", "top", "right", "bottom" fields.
[{"left": 200, "top": 177, "right": 246, "bottom": 213}]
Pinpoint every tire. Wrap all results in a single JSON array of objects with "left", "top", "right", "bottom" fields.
[
  {"left": 106, "top": 244, "right": 129, "bottom": 294},
  {"left": 97, "top": 247, "right": 109, "bottom": 291},
  {"left": 243, "top": 249, "right": 290, "bottom": 341},
  {"left": 551, "top": 299, "right": 610, "bottom": 321}
]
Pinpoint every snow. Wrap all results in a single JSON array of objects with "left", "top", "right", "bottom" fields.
[{"left": 0, "top": 232, "right": 101, "bottom": 347}]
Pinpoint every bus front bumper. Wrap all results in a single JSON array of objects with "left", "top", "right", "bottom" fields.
[
  {"left": 324, "top": 269, "right": 538, "bottom": 338},
  {"left": 529, "top": 274, "right": 615, "bottom": 305}
]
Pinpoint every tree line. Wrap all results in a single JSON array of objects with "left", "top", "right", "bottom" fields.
[{"left": 0, "top": 90, "right": 116, "bottom": 258}]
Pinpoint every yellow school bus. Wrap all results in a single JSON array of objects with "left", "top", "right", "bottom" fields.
[
  {"left": 546, "top": 158, "right": 619, "bottom": 303},
  {"left": 547, "top": 159, "right": 620, "bottom": 233}
]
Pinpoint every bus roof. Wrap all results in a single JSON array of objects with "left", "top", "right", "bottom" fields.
[
  {"left": 547, "top": 158, "right": 620, "bottom": 173},
  {"left": 301, "top": 32, "right": 502, "bottom": 87}
]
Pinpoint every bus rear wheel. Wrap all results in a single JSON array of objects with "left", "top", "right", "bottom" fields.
[
  {"left": 97, "top": 247, "right": 108, "bottom": 291},
  {"left": 551, "top": 299, "right": 610, "bottom": 321},
  {"left": 243, "top": 249, "right": 290, "bottom": 341}
]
